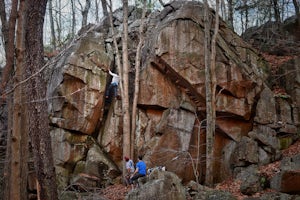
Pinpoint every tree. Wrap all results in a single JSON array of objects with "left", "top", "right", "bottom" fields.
[
  {"left": 55, "top": 0, "right": 62, "bottom": 45},
  {"left": 121, "top": 0, "right": 131, "bottom": 170},
  {"left": 8, "top": 1, "right": 29, "bottom": 199},
  {"left": 71, "top": 0, "right": 76, "bottom": 37},
  {"left": 107, "top": 0, "right": 131, "bottom": 174},
  {"left": 131, "top": 0, "right": 147, "bottom": 158},
  {"left": 204, "top": 0, "right": 219, "bottom": 187},
  {"left": 0, "top": 2, "right": 27, "bottom": 199},
  {"left": 1, "top": 0, "right": 57, "bottom": 199},
  {"left": 101, "top": 0, "right": 108, "bottom": 17},
  {"left": 271, "top": 0, "right": 281, "bottom": 24},
  {"left": 0, "top": 0, "right": 18, "bottom": 90},
  {"left": 79, "top": 0, "right": 91, "bottom": 27},
  {"left": 48, "top": 0, "right": 57, "bottom": 48},
  {"left": 0, "top": 0, "right": 8, "bottom": 54},
  {"left": 292, "top": 0, "right": 300, "bottom": 23},
  {"left": 227, "top": 0, "right": 234, "bottom": 30},
  {"left": 95, "top": 0, "right": 100, "bottom": 22},
  {"left": 23, "top": 0, "right": 58, "bottom": 199}
]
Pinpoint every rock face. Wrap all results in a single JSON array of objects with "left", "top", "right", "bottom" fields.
[
  {"left": 47, "top": 31, "right": 111, "bottom": 135},
  {"left": 45, "top": 1, "right": 299, "bottom": 191},
  {"left": 46, "top": 31, "right": 120, "bottom": 189}
]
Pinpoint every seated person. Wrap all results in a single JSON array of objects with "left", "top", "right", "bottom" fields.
[{"left": 130, "top": 155, "right": 146, "bottom": 187}]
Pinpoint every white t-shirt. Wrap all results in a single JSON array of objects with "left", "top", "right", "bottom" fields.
[
  {"left": 109, "top": 70, "right": 120, "bottom": 85},
  {"left": 126, "top": 159, "right": 135, "bottom": 173}
]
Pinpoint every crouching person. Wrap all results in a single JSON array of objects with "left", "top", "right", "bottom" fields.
[
  {"left": 130, "top": 155, "right": 146, "bottom": 189},
  {"left": 124, "top": 156, "right": 135, "bottom": 186}
]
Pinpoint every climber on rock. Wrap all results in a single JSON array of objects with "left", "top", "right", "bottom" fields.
[{"left": 105, "top": 69, "right": 120, "bottom": 100}]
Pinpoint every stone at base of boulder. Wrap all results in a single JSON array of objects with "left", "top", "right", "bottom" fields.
[
  {"left": 243, "top": 192, "right": 300, "bottom": 200},
  {"left": 126, "top": 170, "right": 185, "bottom": 200},
  {"left": 59, "top": 191, "right": 107, "bottom": 200},
  {"left": 271, "top": 170, "right": 300, "bottom": 194},
  {"left": 137, "top": 176, "right": 148, "bottom": 185}
]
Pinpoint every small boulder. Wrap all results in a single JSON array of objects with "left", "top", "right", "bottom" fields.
[{"left": 126, "top": 170, "right": 186, "bottom": 200}]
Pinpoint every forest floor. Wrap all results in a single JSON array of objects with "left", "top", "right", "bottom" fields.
[
  {"left": 215, "top": 139, "right": 300, "bottom": 200},
  {"left": 100, "top": 140, "right": 300, "bottom": 200}
]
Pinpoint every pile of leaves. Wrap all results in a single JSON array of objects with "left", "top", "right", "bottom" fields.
[
  {"left": 102, "top": 184, "right": 131, "bottom": 200},
  {"left": 215, "top": 140, "right": 300, "bottom": 200},
  {"left": 262, "top": 53, "right": 295, "bottom": 71}
]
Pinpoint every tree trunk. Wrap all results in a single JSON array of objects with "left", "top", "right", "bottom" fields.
[
  {"left": 203, "top": 0, "right": 212, "bottom": 186},
  {"left": 227, "top": 0, "right": 234, "bottom": 30},
  {"left": 122, "top": 0, "right": 131, "bottom": 167},
  {"left": 271, "top": 0, "right": 281, "bottom": 24},
  {"left": 293, "top": 0, "right": 300, "bottom": 23},
  {"left": 203, "top": 0, "right": 220, "bottom": 187},
  {"left": 131, "top": 0, "right": 147, "bottom": 158},
  {"left": 0, "top": 0, "right": 18, "bottom": 90},
  {"left": 220, "top": 0, "right": 226, "bottom": 22},
  {"left": 240, "top": 10, "right": 244, "bottom": 33},
  {"left": 81, "top": 0, "right": 91, "bottom": 27},
  {"left": 1, "top": 1, "right": 18, "bottom": 198},
  {"left": 48, "top": 0, "right": 56, "bottom": 49},
  {"left": 245, "top": 0, "right": 249, "bottom": 30},
  {"left": 204, "top": 0, "right": 216, "bottom": 187},
  {"left": 71, "top": 0, "right": 76, "bottom": 37},
  {"left": 13, "top": 1, "right": 28, "bottom": 199},
  {"left": 55, "top": 0, "right": 62, "bottom": 45},
  {"left": 95, "top": 0, "right": 99, "bottom": 22},
  {"left": 3, "top": 1, "right": 28, "bottom": 199},
  {"left": 3, "top": 85, "right": 13, "bottom": 200},
  {"left": 0, "top": 0, "right": 8, "bottom": 53},
  {"left": 107, "top": 0, "right": 130, "bottom": 176},
  {"left": 101, "top": 0, "right": 108, "bottom": 17},
  {"left": 24, "top": 0, "right": 58, "bottom": 199}
]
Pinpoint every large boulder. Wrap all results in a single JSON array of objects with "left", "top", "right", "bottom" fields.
[
  {"left": 45, "top": 1, "right": 299, "bottom": 190},
  {"left": 94, "top": 1, "right": 297, "bottom": 184}
]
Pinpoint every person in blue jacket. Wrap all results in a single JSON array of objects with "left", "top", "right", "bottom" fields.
[{"left": 130, "top": 155, "right": 146, "bottom": 186}]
